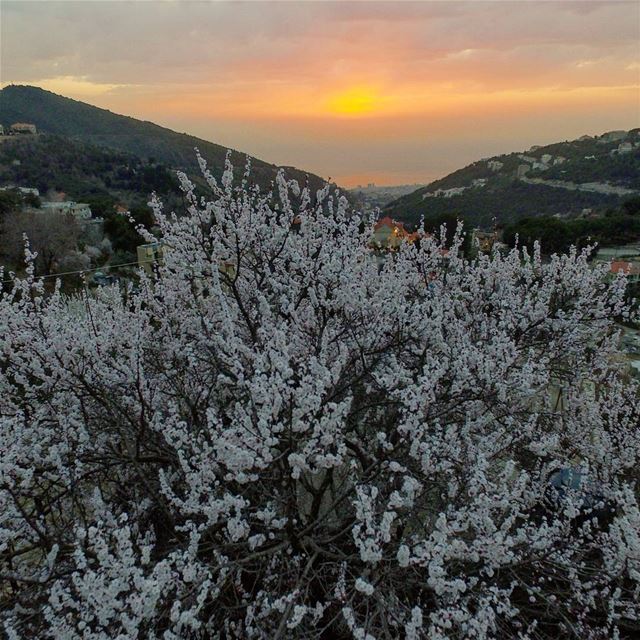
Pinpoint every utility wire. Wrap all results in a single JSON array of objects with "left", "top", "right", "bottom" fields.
[{"left": 0, "top": 259, "right": 156, "bottom": 285}]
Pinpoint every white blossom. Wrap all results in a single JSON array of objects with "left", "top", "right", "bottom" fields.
[{"left": 0, "top": 154, "right": 638, "bottom": 639}]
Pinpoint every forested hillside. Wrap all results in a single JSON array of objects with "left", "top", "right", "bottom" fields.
[
  {"left": 0, "top": 134, "right": 179, "bottom": 203},
  {"left": 503, "top": 199, "right": 640, "bottom": 254},
  {"left": 0, "top": 84, "right": 331, "bottom": 195},
  {"left": 385, "top": 129, "right": 640, "bottom": 228}
]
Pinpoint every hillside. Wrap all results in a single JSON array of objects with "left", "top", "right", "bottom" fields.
[
  {"left": 0, "top": 84, "right": 330, "bottom": 195},
  {"left": 385, "top": 129, "right": 640, "bottom": 228},
  {"left": 0, "top": 134, "right": 180, "bottom": 204}
]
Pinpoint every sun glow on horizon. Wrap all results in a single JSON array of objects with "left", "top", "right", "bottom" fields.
[
  {"left": 326, "top": 86, "right": 383, "bottom": 116},
  {"left": 2, "top": 0, "right": 637, "bottom": 185}
]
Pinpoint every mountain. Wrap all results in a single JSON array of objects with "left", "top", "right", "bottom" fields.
[
  {"left": 0, "top": 133, "right": 181, "bottom": 205},
  {"left": 384, "top": 130, "right": 640, "bottom": 228},
  {"left": 0, "top": 84, "right": 330, "bottom": 195}
]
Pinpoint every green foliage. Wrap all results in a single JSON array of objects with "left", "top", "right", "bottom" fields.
[
  {"left": 81, "top": 195, "right": 118, "bottom": 218},
  {"left": 0, "top": 189, "right": 23, "bottom": 219},
  {"left": 0, "top": 134, "right": 179, "bottom": 199},
  {"left": 103, "top": 205, "right": 154, "bottom": 254},
  {"left": 385, "top": 130, "right": 640, "bottom": 228},
  {"left": 0, "top": 84, "right": 329, "bottom": 196},
  {"left": 23, "top": 192, "right": 41, "bottom": 208},
  {"left": 503, "top": 213, "right": 640, "bottom": 254},
  {"left": 622, "top": 196, "right": 640, "bottom": 216},
  {"left": 422, "top": 212, "right": 472, "bottom": 256},
  {"left": 0, "top": 189, "right": 40, "bottom": 222},
  {"left": 385, "top": 180, "right": 620, "bottom": 229}
]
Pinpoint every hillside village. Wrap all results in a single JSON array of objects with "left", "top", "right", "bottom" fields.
[
  {"left": 385, "top": 128, "right": 640, "bottom": 227},
  {"left": 0, "top": 114, "right": 639, "bottom": 379},
  {"left": 425, "top": 129, "right": 640, "bottom": 199}
]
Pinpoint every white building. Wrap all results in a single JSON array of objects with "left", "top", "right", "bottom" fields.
[
  {"left": 41, "top": 201, "right": 92, "bottom": 220},
  {"left": 617, "top": 142, "right": 633, "bottom": 154},
  {"left": 424, "top": 186, "right": 467, "bottom": 198},
  {"left": 0, "top": 186, "right": 39, "bottom": 197},
  {"left": 598, "top": 130, "right": 627, "bottom": 143},
  {"left": 10, "top": 122, "right": 37, "bottom": 135}
]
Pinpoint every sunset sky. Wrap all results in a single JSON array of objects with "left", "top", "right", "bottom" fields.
[{"left": 2, "top": 0, "right": 639, "bottom": 186}]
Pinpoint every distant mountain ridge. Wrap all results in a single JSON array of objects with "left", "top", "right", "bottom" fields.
[
  {"left": 0, "top": 84, "right": 330, "bottom": 194},
  {"left": 385, "top": 129, "right": 640, "bottom": 228}
]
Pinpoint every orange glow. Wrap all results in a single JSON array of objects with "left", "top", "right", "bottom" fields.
[
  {"left": 14, "top": 76, "right": 124, "bottom": 98},
  {"left": 2, "top": 0, "right": 639, "bottom": 186},
  {"left": 326, "top": 86, "right": 382, "bottom": 116},
  {"left": 100, "top": 78, "right": 637, "bottom": 122}
]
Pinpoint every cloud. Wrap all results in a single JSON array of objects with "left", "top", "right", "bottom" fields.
[
  {"left": 1, "top": 0, "right": 638, "bottom": 185},
  {"left": 3, "top": 1, "right": 638, "bottom": 86}
]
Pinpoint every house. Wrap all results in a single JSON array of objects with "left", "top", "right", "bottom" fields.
[
  {"left": 10, "top": 122, "right": 37, "bottom": 135},
  {"left": 594, "top": 244, "right": 640, "bottom": 262},
  {"left": 137, "top": 242, "right": 165, "bottom": 275},
  {"left": 371, "top": 217, "right": 419, "bottom": 250},
  {"left": 41, "top": 201, "right": 92, "bottom": 220},
  {"left": 372, "top": 217, "right": 407, "bottom": 249},
  {"left": 472, "top": 229, "right": 498, "bottom": 253},
  {"left": 609, "top": 261, "right": 640, "bottom": 283},
  {"left": 616, "top": 142, "right": 633, "bottom": 155},
  {"left": 436, "top": 187, "right": 466, "bottom": 198},
  {"left": 0, "top": 185, "right": 39, "bottom": 197}
]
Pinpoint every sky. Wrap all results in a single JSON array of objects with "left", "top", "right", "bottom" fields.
[{"left": 1, "top": 0, "right": 639, "bottom": 187}]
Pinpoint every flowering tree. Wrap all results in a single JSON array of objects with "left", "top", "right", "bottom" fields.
[{"left": 1, "top": 154, "right": 639, "bottom": 639}]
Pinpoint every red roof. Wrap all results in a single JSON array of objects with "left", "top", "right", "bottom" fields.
[
  {"left": 610, "top": 261, "right": 640, "bottom": 275},
  {"left": 374, "top": 216, "right": 406, "bottom": 232}
]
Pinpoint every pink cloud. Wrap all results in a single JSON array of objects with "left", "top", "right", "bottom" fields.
[{"left": 2, "top": 0, "right": 638, "bottom": 185}]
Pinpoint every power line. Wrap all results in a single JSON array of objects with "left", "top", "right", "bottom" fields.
[{"left": 0, "top": 259, "right": 155, "bottom": 285}]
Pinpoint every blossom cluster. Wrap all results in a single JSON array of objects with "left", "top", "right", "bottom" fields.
[{"left": 1, "top": 154, "right": 639, "bottom": 639}]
